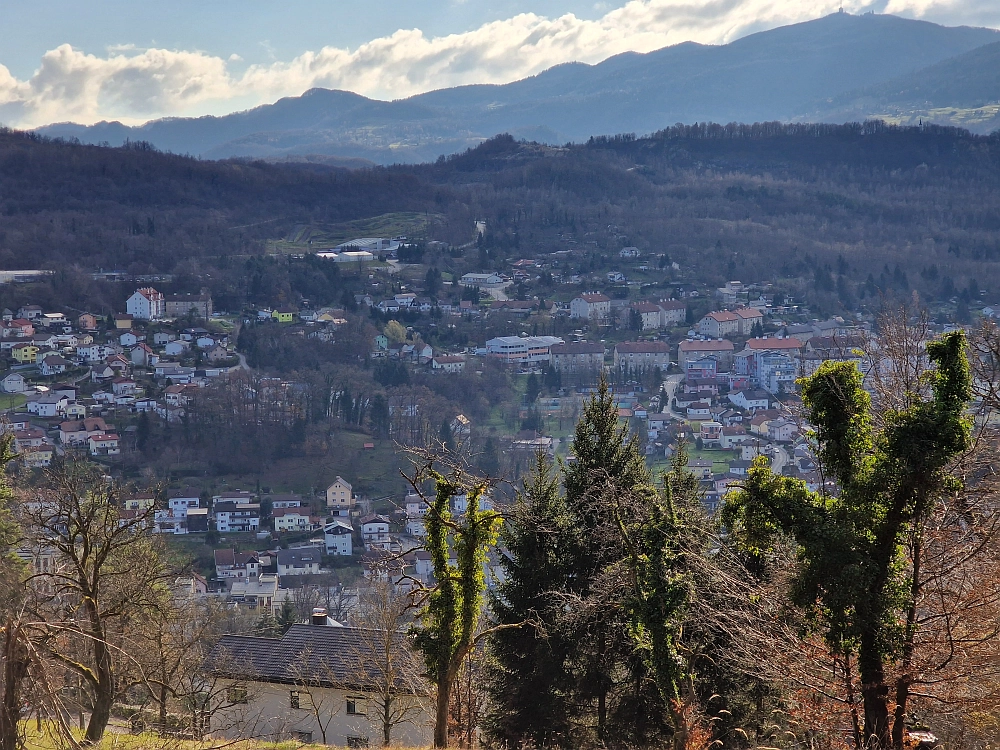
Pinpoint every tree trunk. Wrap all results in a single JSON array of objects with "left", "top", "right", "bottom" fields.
[
  {"left": 382, "top": 695, "right": 392, "bottom": 746},
  {"left": 83, "top": 637, "right": 114, "bottom": 745},
  {"left": 0, "top": 621, "right": 30, "bottom": 750},
  {"left": 858, "top": 641, "right": 891, "bottom": 750},
  {"left": 892, "top": 536, "right": 922, "bottom": 750},
  {"left": 159, "top": 682, "right": 169, "bottom": 728},
  {"left": 434, "top": 680, "right": 451, "bottom": 748}
]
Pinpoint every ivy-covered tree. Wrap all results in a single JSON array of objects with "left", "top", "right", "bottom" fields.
[
  {"left": 411, "top": 466, "right": 501, "bottom": 748},
  {"left": 723, "top": 331, "right": 972, "bottom": 750}
]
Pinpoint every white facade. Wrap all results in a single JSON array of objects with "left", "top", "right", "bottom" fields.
[
  {"left": 324, "top": 521, "right": 354, "bottom": 556},
  {"left": 570, "top": 294, "right": 611, "bottom": 320},
  {"left": 126, "top": 288, "right": 165, "bottom": 320}
]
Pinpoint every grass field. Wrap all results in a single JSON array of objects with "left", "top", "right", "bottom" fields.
[
  {"left": 269, "top": 212, "right": 442, "bottom": 252},
  {"left": 19, "top": 723, "right": 384, "bottom": 750}
]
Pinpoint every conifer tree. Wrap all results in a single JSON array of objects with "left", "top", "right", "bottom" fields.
[{"left": 486, "top": 453, "right": 575, "bottom": 747}]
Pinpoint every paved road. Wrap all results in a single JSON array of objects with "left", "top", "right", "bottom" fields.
[
  {"left": 770, "top": 443, "right": 790, "bottom": 474},
  {"left": 661, "top": 373, "right": 685, "bottom": 418}
]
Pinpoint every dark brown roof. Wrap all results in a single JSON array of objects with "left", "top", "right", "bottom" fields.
[
  {"left": 615, "top": 341, "right": 669, "bottom": 354},
  {"left": 550, "top": 342, "right": 604, "bottom": 355}
]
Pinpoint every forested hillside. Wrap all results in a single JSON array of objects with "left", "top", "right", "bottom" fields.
[{"left": 2, "top": 121, "right": 1000, "bottom": 318}]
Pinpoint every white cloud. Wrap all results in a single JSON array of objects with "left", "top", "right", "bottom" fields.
[{"left": 1, "top": 0, "right": 997, "bottom": 128}]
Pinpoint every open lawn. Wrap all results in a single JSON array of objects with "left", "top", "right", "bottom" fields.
[
  {"left": 269, "top": 212, "right": 442, "bottom": 252},
  {"left": 19, "top": 723, "right": 389, "bottom": 750}
]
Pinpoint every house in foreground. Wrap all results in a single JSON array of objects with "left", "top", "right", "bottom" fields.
[{"left": 204, "top": 622, "right": 432, "bottom": 746}]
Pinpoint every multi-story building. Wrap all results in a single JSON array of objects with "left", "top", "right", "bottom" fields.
[
  {"left": 214, "top": 549, "right": 261, "bottom": 579},
  {"left": 485, "top": 336, "right": 564, "bottom": 363},
  {"left": 326, "top": 476, "right": 353, "bottom": 515},
  {"left": 165, "top": 293, "right": 213, "bottom": 319},
  {"left": 126, "top": 288, "right": 165, "bottom": 320},
  {"left": 570, "top": 293, "right": 611, "bottom": 321},
  {"left": 698, "top": 311, "right": 741, "bottom": 338},
  {"left": 549, "top": 342, "right": 605, "bottom": 377},
  {"left": 631, "top": 302, "right": 663, "bottom": 331},
  {"left": 657, "top": 300, "right": 687, "bottom": 327},
  {"left": 614, "top": 341, "right": 670, "bottom": 372},
  {"left": 677, "top": 339, "right": 736, "bottom": 371},
  {"left": 213, "top": 502, "right": 261, "bottom": 533}
]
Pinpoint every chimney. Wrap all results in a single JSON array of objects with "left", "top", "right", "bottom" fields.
[{"left": 311, "top": 607, "right": 328, "bottom": 626}]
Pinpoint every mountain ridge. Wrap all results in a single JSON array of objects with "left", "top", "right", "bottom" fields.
[{"left": 36, "top": 12, "right": 1000, "bottom": 163}]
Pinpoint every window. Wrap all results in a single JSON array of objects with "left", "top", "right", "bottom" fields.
[
  {"left": 346, "top": 737, "right": 370, "bottom": 748},
  {"left": 346, "top": 697, "right": 367, "bottom": 716},
  {"left": 226, "top": 686, "right": 248, "bottom": 705},
  {"left": 289, "top": 690, "right": 300, "bottom": 709}
]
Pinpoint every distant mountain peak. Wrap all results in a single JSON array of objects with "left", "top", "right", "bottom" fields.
[{"left": 35, "top": 13, "right": 1000, "bottom": 164}]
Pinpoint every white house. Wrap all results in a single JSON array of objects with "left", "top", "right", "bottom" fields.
[
  {"left": 120, "top": 332, "right": 139, "bottom": 348},
  {"left": 273, "top": 508, "right": 317, "bottom": 533},
  {"left": 2, "top": 372, "right": 25, "bottom": 393},
  {"left": 570, "top": 293, "right": 611, "bottom": 320},
  {"left": 360, "top": 514, "right": 391, "bottom": 548},
  {"left": 459, "top": 272, "right": 504, "bottom": 288},
  {"left": 205, "top": 625, "right": 433, "bottom": 747},
  {"left": 728, "top": 389, "right": 772, "bottom": 411},
  {"left": 276, "top": 546, "right": 323, "bottom": 576},
  {"left": 126, "top": 288, "right": 165, "bottom": 320},
  {"left": 324, "top": 520, "right": 353, "bottom": 556}
]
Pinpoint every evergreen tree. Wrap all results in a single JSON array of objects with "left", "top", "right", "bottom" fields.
[
  {"left": 561, "top": 377, "right": 661, "bottom": 743},
  {"left": 485, "top": 454, "right": 575, "bottom": 747}
]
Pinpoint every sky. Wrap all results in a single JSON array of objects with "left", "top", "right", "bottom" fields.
[{"left": 1, "top": 0, "right": 998, "bottom": 129}]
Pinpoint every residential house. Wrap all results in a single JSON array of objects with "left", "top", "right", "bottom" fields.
[
  {"left": 431, "top": 355, "right": 466, "bottom": 373},
  {"left": 657, "top": 300, "right": 687, "bottom": 327},
  {"left": 686, "top": 402, "right": 712, "bottom": 420},
  {"left": 21, "top": 444, "right": 53, "bottom": 468},
  {"left": 123, "top": 493, "right": 156, "bottom": 511},
  {"left": 687, "top": 460, "right": 714, "bottom": 480},
  {"left": 112, "top": 378, "right": 137, "bottom": 397},
  {"left": 13, "top": 428, "right": 46, "bottom": 450},
  {"left": 130, "top": 343, "right": 158, "bottom": 366},
  {"left": 570, "top": 293, "right": 611, "bottom": 320},
  {"left": 699, "top": 421, "right": 723, "bottom": 447},
  {"left": 126, "top": 288, "right": 165, "bottom": 320},
  {"left": 697, "top": 311, "right": 741, "bottom": 338},
  {"left": 267, "top": 493, "right": 302, "bottom": 510},
  {"left": 489, "top": 300, "right": 536, "bottom": 316},
  {"left": 276, "top": 546, "right": 323, "bottom": 576},
  {"left": 729, "top": 389, "right": 772, "bottom": 411},
  {"left": 685, "top": 358, "right": 718, "bottom": 381},
  {"left": 324, "top": 520, "right": 354, "bottom": 556},
  {"left": 114, "top": 314, "right": 133, "bottom": 330},
  {"left": 17, "top": 305, "right": 42, "bottom": 320},
  {"left": 214, "top": 549, "right": 261, "bottom": 580},
  {"left": 11, "top": 343, "right": 39, "bottom": 363},
  {"left": 630, "top": 302, "right": 663, "bottom": 331},
  {"left": 272, "top": 307, "right": 298, "bottom": 323},
  {"left": 614, "top": 341, "right": 670, "bottom": 372},
  {"left": 77, "top": 313, "right": 98, "bottom": 330},
  {"left": 734, "top": 307, "right": 765, "bottom": 335},
  {"left": 720, "top": 426, "right": 751, "bottom": 449},
  {"left": 227, "top": 574, "right": 286, "bottom": 612},
  {"left": 40, "top": 354, "right": 70, "bottom": 376},
  {"left": 186, "top": 507, "right": 210, "bottom": 532},
  {"left": 273, "top": 508, "right": 319, "bottom": 533},
  {"left": 164, "top": 340, "right": 190, "bottom": 356},
  {"left": 29, "top": 393, "right": 68, "bottom": 418},
  {"left": 88, "top": 434, "right": 120, "bottom": 456},
  {"left": 204, "top": 624, "right": 433, "bottom": 746},
  {"left": 59, "top": 417, "right": 111, "bottom": 446},
  {"left": 325, "top": 477, "right": 353, "bottom": 515},
  {"left": 678, "top": 339, "right": 735, "bottom": 371},
  {"left": 168, "top": 490, "right": 201, "bottom": 516},
  {"left": 214, "top": 502, "right": 261, "bottom": 533},
  {"left": 205, "top": 345, "right": 230, "bottom": 363},
  {"left": 767, "top": 418, "right": 798, "bottom": 442},
  {"left": 360, "top": 514, "right": 391, "bottom": 548}
]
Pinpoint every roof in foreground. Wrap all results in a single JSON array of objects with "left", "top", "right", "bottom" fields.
[{"left": 205, "top": 624, "right": 426, "bottom": 693}]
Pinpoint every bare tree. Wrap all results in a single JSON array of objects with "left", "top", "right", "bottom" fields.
[
  {"left": 19, "top": 462, "right": 168, "bottom": 745},
  {"left": 348, "top": 579, "right": 429, "bottom": 746}
]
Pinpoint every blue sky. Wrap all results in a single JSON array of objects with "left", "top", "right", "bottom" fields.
[{"left": 0, "top": 0, "right": 997, "bottom": 128}]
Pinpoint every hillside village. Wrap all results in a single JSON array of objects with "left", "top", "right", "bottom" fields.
[{"left": 0, "top": 237, "right": 926, "bottom": 597}]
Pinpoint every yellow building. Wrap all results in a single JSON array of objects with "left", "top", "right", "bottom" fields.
[
  {"left": 272, "top": 307, "right": 298, "bottom": 323},
  {"left": 11, "top": 344, "right": 38, "bottom": 363}
]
